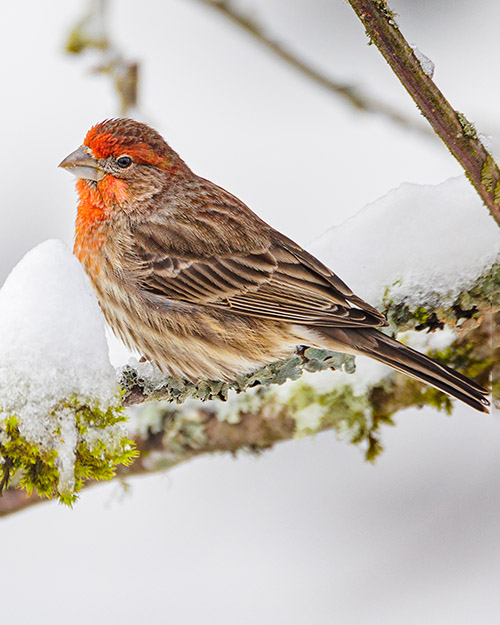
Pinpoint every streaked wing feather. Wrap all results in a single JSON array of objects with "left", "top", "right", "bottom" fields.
[{"left": 131, "top": 208, "right": 386, "bottom": 328}]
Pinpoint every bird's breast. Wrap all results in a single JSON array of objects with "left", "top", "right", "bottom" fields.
[{"left": 73, "top": 179, "right": 114, "bottom": 268}]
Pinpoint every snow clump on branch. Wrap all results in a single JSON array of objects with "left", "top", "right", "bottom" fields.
[
  {"left": 0, "top": 240, "right": 132, "bottom": 500},
  {"left": 312, "top": 176, "right": 500, "bottom": 310}
]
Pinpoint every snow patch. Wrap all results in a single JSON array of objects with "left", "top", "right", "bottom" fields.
[
  {"left": 311, "top": 176, "right": 500, "bottom": 309},
  {"left": 0, "top": 240, "right": 121, "bottom": 493},
  {"left": 399, "top": 325, "right": 456, "bottom": 353},
  {"left": 411, "top": 44, "right": 435, "bottom": 78},
  {"left": 127, "top": 356, "right": 166, "bottom": 387}
]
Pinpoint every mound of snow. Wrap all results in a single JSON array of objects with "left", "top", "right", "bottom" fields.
[
  {"left": 311, "top": 176, "right": 500, "bottom": 308},
  {"left": 0, "top": 240, "right": 120, "bottom": 492}
]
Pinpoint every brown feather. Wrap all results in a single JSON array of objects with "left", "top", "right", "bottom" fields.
[{"left": 131, "top": 199, "right": 385, "bottom": 328}]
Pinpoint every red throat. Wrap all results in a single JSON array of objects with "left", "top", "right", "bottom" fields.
[{"left": 73, "top": 179, "right": 114, "bottom": 264}]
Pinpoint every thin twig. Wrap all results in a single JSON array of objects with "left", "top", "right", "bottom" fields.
[
  {"left": 195, "top": 0, "right": 432, "bottom": 136},
  {"left": 347, "top": 0, "right": 500, "bottom": 227},
  {"left": 65, "top": 0, "right": 139, "bottom": 115}
]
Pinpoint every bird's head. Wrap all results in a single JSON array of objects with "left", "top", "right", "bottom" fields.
[{"left": 59, "top": 118, "right": 184, "bottom": 209}]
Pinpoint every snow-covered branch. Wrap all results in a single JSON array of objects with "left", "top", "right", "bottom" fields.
[
  {"left": 0, "top": 242, "right": 137, "bottom": 506},
  {"left": 0, "top": 306, "right": 496, "bottom": 518},
  {"left": 0, "top": 178, "right": 498, "bottom": 515}
]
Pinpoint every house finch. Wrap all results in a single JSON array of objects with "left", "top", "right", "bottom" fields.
[{"left": 60, "top": 118, "right": 489, "bottom": 412}]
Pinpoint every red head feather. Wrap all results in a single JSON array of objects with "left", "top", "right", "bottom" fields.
[{"left": 84, "top": 118, "right": 172, "bottom": 168}]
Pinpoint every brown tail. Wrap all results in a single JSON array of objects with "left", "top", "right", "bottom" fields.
[{"left": 318, "top": 327, "right": 490, "bottom": 413}]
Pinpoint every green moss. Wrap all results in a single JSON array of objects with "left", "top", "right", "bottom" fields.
[
  {"left": 0, "top": 416, "right": 59, "bottom": 499},
  {"left": 0, "top": 400, "right": 137, "bottom": 505},
  {"left": 494, "top": 181, "right": 500, "bottom": 206},
  {"left": 481, "top": 154, "right": 497, "bottom": 194}
]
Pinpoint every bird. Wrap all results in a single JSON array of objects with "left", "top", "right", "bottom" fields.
[{"left": 59, "top": 118, "right": 490, "bottom": 412}]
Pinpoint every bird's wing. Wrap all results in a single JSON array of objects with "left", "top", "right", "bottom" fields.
[{"left": 130, "top": 196, "right": 386, "bottom": 328}]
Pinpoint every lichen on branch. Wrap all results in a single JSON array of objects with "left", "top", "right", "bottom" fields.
[{"left": 119, "top": 347, "right": 355, "bottom": 406}]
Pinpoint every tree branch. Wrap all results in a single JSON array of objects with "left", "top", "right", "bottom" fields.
[
  {"left": 119, "top": 348, "right": 355, "bottom": 407},
  {"left": 346, "top": 0, "right": 500, "bottom": 227},
  {"left": 1, "top": 260, "right": 497, "bottom": 518},
  {"left": 195, "top": 0, "right": 431, "bottom": 136},
  {"left": 65, "top": 0, "right": 139, "bottom": 115}
]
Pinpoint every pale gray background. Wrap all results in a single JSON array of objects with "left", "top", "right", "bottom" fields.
[{"left": 1, "top": 1, "right": 499, "bottom": 623}]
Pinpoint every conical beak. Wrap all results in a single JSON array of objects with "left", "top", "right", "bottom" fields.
[{"left": 59, "top": 146, "right": 105, "bottom": 181}]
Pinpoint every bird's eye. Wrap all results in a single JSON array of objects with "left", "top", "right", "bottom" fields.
[{"left": 116, "top": 156, "right": 133, "bottom": 169}]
